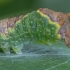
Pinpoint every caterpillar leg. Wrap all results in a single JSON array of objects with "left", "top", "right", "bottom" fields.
[
  {"left": 12, "top": 44, "right": 23, "bottom": 54},
  {"left": 1, "top": 47, "right": 10, "bottom": 54},
  {"left": 12, "top": 47, "right": 22, "bottom": 54},
  {"left": 37, "top": 40, "right": 53, "bottom": 45}
]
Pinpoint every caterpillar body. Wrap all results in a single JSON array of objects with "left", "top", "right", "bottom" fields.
[{"left": 0, "top": 9, "right": 62, "bottom": 54}]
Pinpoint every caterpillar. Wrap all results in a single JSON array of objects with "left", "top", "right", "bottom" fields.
[{"left": 0, "top": 8, "right": 70, "bottom": 54}]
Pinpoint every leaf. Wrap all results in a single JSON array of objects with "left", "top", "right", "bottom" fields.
[{"left": 0, "top": 41, "right": 70, "bottom": 70}]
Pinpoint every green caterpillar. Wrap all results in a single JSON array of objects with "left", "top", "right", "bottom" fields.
[{"left": 0, "top": 10, "right": 61, "bottom": 54}]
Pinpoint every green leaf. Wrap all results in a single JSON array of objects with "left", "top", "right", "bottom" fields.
[{"left": 0, "top": 41, "right": 70, "bottom": 70}]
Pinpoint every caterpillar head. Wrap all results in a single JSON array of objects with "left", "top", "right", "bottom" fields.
[
  {"left": 64, "top": 24, "right": 70, "bottom": 47},
  {"left": 58, "top": 23, "right": 70, "bottom": 47}
]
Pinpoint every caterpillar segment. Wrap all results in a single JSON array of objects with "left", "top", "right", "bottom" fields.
[
  {"left": 39, "top": 8, "right": 70, "bottom": 47},
  {"left": 0, "top": 9, "right": 62, "bottom": 54},
  {"left": 38, "top": 8, "right": 69, "bottom": 26}
]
